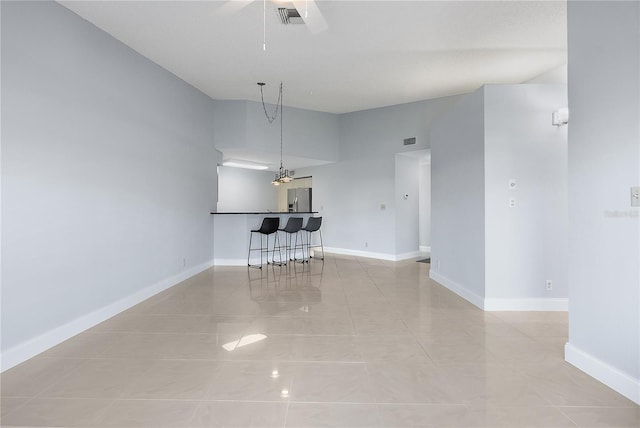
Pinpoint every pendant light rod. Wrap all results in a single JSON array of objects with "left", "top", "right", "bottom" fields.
[
  {"left": 263, "top": 0, "right": 266, "bottom": 51},
  {"left": 258, "top": 82, "right": 291, "bottom": 186},
  {"left": 258, "top": 82, "right": 281, "bottom": 124}
]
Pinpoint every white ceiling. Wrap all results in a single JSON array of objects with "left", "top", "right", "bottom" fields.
[{"left": 58, "top": 0, "right": 567, "bottom": 114}]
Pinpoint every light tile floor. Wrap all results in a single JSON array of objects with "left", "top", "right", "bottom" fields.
[{"left": 1, "top": 255, "right": 638, "bottom": 427}]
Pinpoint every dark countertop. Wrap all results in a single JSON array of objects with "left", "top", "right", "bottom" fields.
[{"left": 211, "top": 211, "right": 318, "bottom": 215}]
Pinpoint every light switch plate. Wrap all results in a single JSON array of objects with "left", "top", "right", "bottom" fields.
[{"left": 632, "top": 186, "right": 640, "bottom": 207}]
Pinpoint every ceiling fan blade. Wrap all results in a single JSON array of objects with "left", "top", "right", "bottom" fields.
[{"left": 292, "top": 0, "right": 328, "bottom": 34}]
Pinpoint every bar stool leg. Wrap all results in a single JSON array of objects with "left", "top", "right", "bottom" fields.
[
  {"left": 270, "top": 232, "right": 282, "bottom": 266},
  {"left": 317, "top": 230, "right": 325, "bottom": 260},
  {"left": 247, "top": 232, "right": 253, "bottom": 267},
  {"left": 293, "top": 232, "right": 299, "bottom": 261}
]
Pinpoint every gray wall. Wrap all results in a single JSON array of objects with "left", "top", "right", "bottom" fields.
[
  {"left": 339, "top": 98, "right": 460, "bottom": 160},
  {"left": 245, "top": 101, "right": 340, "bottom": 163},
  {"left": 566, "top": 0, "right": 639, "bottom": 402},
  {"left": 301, "top": 155, "right": 396, "bottom": 256},
  {"left": 431, "top": 88, "right": 486, "bottom": 299},
  {"left": 212, "top": 100, "right": 247, "bottom": 152},
  {"left": 419, "top": 161, "right": 431, "bottom": 250},
  {"left": 298, "top": 96, "right": 460, "bottom": 259},
  {"left": 217, "top": 166, "right": 278, "bottom": 212},
  {"left": 430, "top": 84, "right": 569, "bottom": 308},
  {"left": 484, "top": 84, "right": 568, "bottom": 300},
  {"left": 214, "top": 99, "right": 340, "bottom": 165},
  {"left": 1, "top": 1, "right": 218, "bottom": 362},
  {"left": 395, "top": 154, "right": 420, "bottom": 255}
]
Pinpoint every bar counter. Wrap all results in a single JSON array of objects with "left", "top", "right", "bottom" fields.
[
  {"left": 211, "top": 211, "right": 319, "bottom": 265},
  {"left": 211, "top": 212, "right": 318, "bottom": 215}
]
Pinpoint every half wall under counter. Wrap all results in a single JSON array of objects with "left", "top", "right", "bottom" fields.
[{"left": 211, "top": 212, "right": 319, "bottom": 266}]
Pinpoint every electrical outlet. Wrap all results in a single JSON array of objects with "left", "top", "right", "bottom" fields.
[
  {"left": 509, "top": 198, "right": 516, "bottom": 208},
  {"left": 365, "top": 242, "right": 368, "bottom": 248},
  {"left": 436, "top": 259, "right": 440, "bottom": 271},
  {"left": 545, "top": 280, "right": 553, "bottom": 291},
  {"left": 182, "top": 258, "right": 186, "bottom": 267}
]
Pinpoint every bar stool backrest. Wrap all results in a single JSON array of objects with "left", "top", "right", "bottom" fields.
[
  {"left": 258, "top": 217, "right": 280, "bottom": 235},
  {"left": 282, "top": 217, "right": 303, "bottom": 233},
  {"left": 303, "top": 216, "right": 322, "bottom": 232}
]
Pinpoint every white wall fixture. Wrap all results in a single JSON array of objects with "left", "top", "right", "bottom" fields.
[
  {"left": 631, "top": 186, "right": 640, "bottom": 207},
  {"left": 552, "top": 107, "right": 569, "bottom": 126}
]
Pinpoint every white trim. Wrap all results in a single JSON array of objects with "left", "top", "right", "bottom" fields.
[
  {"left": 323, "top": 247, "right": 423, "bottom": 262},
  {"left": 484, "top": 298, "right": 568, "bottom": 311},
  {"left": 428, "top": 272, "right": 568, "bottom": 312},
  {"left": 419, "top": 246, "right": 431, "bottom": 253},
  {"left": 429, "top": 270, "right": 485, "bottom": 310},
  {"left": 214, "top": 258, "right": 248, "bottom": 266},
  {"left": 396, "top": 251, "right": 423, "bottom": 261},
  {"left": 1, "top": 260, "right": 214, "bottom": 372},
  {"left": 323, "top": 247, "right": 396, "bottom": 261},
  {"left": 565, "top": 342, "right": 640, "bottom": 405}
]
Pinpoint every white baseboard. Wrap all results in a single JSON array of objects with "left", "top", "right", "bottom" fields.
[
  {"left": 396, "top": 251, "right": 424, "bottom": 261},
  {"left": 428, "top": 271, "right": 568, "bottom": 312},
  {"left": 484, "top": 298, "right": 568, "bottom": 311},
  {"left": 428, "top": 270, "right": 485, "bottom": 310},
  {"left": 565, "top": 342, "right": 640, "bottom": 405},
  {"left": 323, "top": 247, "right": 395, "bottom": 261},
  {"left": 214, "top": 258, "right": 247, "bottom": 266},
  {"left": 419, "top": 246, "right": 431, "bottom": 253},
  {"left": 323, "top": 247, "right": 423, "bottom": 262},
  {"left": 1, "top": 260, "right": 214, "bottom": 372}
]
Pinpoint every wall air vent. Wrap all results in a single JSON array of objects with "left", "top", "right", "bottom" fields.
[
  {"left": 403, "top": 137, "right": 417, "bottom": 146},
  {"left": 277, "top": 7, "right": 304, "bottom": 25}
]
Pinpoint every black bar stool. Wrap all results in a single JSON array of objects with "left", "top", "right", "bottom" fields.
[
  {"left": 247, "top": 217, "right": 281, "bottom": 269},
  {"left": 278, "top": 217, "right": 303, "bottom": 264},
  {"left": 302, "top": 217, "right": 324, "bottom": 261}
]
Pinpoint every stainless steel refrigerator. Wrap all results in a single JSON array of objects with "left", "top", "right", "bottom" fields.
[{"left": 288, "top": 188, "right": 312, "bottom": 212}]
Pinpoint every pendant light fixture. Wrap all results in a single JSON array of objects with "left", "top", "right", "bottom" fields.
[{"left": 258, "top": 82, "right": 292, "bottom": 186}]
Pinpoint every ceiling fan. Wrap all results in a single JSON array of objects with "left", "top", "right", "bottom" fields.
[{"left": 215, "top": 0, "right": 328, "bottom": 35}]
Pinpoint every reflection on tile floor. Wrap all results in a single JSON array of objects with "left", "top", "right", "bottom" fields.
[{"left": 1, "top": 255, "right": 638, "bottom": 427}]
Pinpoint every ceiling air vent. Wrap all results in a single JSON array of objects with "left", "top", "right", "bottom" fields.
[
  {"left": 278, "top": 7, "right": 304, "bottom": 25},
  {"left": 403, "top": 137, "right": 417, "bottom": 146}
]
